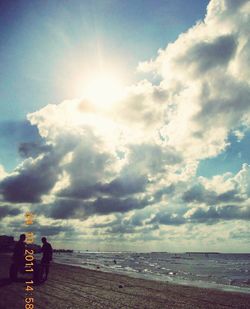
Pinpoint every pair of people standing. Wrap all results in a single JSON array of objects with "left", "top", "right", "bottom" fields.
[{"left": 12, "top": 234, "right": 53, "bottom": 281}]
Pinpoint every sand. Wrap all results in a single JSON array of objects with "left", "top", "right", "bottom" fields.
[{"left": 0, "top": 253, "right": 249, "bottom": 309}]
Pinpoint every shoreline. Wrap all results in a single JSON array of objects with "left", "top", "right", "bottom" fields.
[
  {"left": 1, "top": 253, "right": 250, "bottom": 308},
  {"left": 54, "top": 259, "right": 250, "bottom": 295}
]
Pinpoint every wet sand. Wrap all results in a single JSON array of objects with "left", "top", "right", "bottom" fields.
[{"left": 0, "top": 253, "right": 249, "bottom": 309}]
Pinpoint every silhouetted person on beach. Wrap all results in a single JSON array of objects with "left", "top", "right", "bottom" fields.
[
  {"left": 12, "top": 234, "right": 26, "bottom": 269},
  {"left": 41, "top": 237, "right": 53, "bottom": 281},
  {"left": 9, "top": 234, "right": 26, "bottom": 280}
]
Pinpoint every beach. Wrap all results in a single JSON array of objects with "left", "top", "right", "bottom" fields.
[{"left": 0, "top": 253, "right": 249, "bottom": 309}]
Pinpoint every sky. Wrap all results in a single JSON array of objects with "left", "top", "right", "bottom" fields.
[{"left": 0, "top": 0, "right": 249, "bottom": 252}]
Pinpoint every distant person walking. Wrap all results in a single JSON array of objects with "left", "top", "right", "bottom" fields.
[{"left": 41, "top": 237, "right": 53, "bottom": 281}]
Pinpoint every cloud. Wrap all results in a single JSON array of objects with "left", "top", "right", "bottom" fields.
[
  {"left": 0, "top": 205, "right": 21, "bottom": 218},
  {"left": 234, "top": 163, "right": 250, "bottom": 197},
  {"left": 33, "top": 224, "right": 75, "bottom": 237},
  {"left": 0, "top": 165, "right": 7, "bottom": 180},
  {"left": 18, "top": 142, "right": 52, "bottom": 158},
  {"left": 177, "top": 34, "right": 237, "bottom": 75},
  {"left": 230, "top": 228, "right": 250, "bottom": 242},
  {"left": 91, "top": 196, "right": 150, "bottom": 215},
  {"left": 6, "top": 218, "right": 75, "bottom": 239},
  {"left": 182, "top": 184, "right": 242, "bottom": 205},
  {"left": 0, "top": 120, "right": 42, "bottom": 171},
  {"left": 148, "top": 204, "right": 250, "bottom": 227},
  {"left": 185, "top": 204, "right": 250, "bottom": 224},
  {"left": 99, "top": 175, "right": 148, "bottom": 197},
  {"left": 0, "top": 0, "right": 250, "bottom": 250},
  {"left": 150, "top": 212, "right": 186, "bottom": 226},
  {"left": 113, "top": 81, "right": 168, "bottom": 133},
  {"left": 0, "top": 150, "right": 62, "bottom": 203},
  {"left": 37, "top": 195, "right": 151, "bottom": 220},
  {"left": 139, "top": 0, "right": 250, "bottom": 160},
  {"left": 0, "top": 88, "right": 182, "bottom": 212}
]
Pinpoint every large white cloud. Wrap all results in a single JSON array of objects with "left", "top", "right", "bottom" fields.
[{"left": 139, "top": 0, "right": 250, "bottom": 160}]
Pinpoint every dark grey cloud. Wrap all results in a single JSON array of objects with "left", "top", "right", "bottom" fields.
[
  {"left": 58, "top": 142, "right": 182, "bottom": 203},
  {"left": 148, "top": 204, "right": 250, "bottom": 227},
  {"left": 33, "top": 224, "right": 75, "bottom": 237},
  {"left": 57, "top": 132, "right": 115, "bottom": 199},
  {"left": 95, "top": 144, "right": 181, "bottom": 200},
  {"left": 0, "top": 128, "right": 82, "bottom": 203},
  {"left": 153, "top": 184, "right": 175, "bottom": 202},
  {"left": 91, "top": 214, "right": 159, "bottom": 236},
  {"left": 0, "top": 205, "right": 21, "bottom": 218},
  {"left": 128, "top": 143, "right": 182, "bottom": 173},
  {"left": 18, "top": 142, "right": 52, "bottom": 158},
  {"left": 182, "top": 184, "right": 243, "bottom": 205},
  {"left": 99, "top": 175, "right": 148, "bottom": 197},
  {"left": 39, "top": 198, "right": 83, "bottom": 220},
  {"left": 217, "top": 190, "right": 243, "bottom": 203},
  {"left": 59, "top": 184, "right": 100, "bottom": 200},
  {"left": 179, "top": 34, "right": 237, "bottom": 74},
  {"left": 188, "top": 205, "right": 250, "bottom": 224},
  {"left": 0, "top": 150, "right": 61, "bottom": 203},
  {"left": 92, "top": 196, "right": 149, "bottom": 215},
  {"left": 0, "top": 120, "right": 42, "bottom": 170},
  {"left": 40, "top": 195, "right": 151, "bottom": 220},
  {"left": 115, "top": 86, "right": 167, "bottom": 130},
  {"left": 128, "top": 210, "right": 152, "bottom": 227},
  {"left": 182, "top": 184, "right": 214, "bottom": 204},
  {"left": 193, "top": 79, "right": 250, "bottom": 129}
]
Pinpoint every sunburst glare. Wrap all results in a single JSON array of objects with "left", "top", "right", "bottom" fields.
[{"left": 76, "top": 72, "right": 125, "bottom": 108}]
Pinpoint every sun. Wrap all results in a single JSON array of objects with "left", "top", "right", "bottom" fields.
[{"left": 79, "top": 72, "right": 125, "bottom": 107}]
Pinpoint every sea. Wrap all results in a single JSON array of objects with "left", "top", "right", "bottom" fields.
[{"left": 50, "top": 251, "right": 250, "bottom": 294}]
